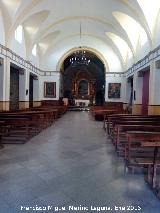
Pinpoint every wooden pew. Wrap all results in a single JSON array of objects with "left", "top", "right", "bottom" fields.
[
  {"left": 105, "top": 114, "right": 160, "bottom": 134},
  {"left": 0, "top": 121, "right": 6, "bottom": 148},
  {"left": 129, "top": 140, "right": 160, "bottom": 197},
  {"left": 125, "top": 131, "right": 160, "bottom": 165},
  {"left": 90, "top": 104, "right": 124, "bottom": 121},
  {"left": 104, "top": 113, "right": 131, "bottom": 130},
  {"left": 0, "top": 109, "right": 58, "bottom": 144},
  {"left": 0, "top": 116, "right": 38, "bottom": 143},
  {"left": 108, "top": 116, "right": 160, "bottom": 136},
  {"left": 0, "top": 104, "right": 67, "bottom": 144},
  {"left": 113, "top": 125, "right": 160, "bottom": 155},
  {"left": 131, "top": 140, "right": 160, "bottom": 191},
  {"left": 103, "top": 114, "right": 160, "bottom": 197},
  {"left": 0, "top": 119, "right": 40, "bottom": 144}
]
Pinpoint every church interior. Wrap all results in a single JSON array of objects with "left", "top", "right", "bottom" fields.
[{"left": 0, "top": 0, "right": 160, "bottom": 212}]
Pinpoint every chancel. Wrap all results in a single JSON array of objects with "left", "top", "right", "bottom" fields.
[{"left": 0, "top": 0, "right": 160, "bottom": 212}]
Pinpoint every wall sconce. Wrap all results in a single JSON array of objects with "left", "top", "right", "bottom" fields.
[
  {"left": 0, "top": 58, "right": 3, "bottom": 66},
  {"left": 26, "top": 89, "right": 28, "bottom": 96},
  {"left": 134, "top": 90, "right": 136, "bottom": 100}
]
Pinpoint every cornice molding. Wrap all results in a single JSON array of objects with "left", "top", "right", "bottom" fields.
[{"left": 1, "top": 43, "right": 160, "bottom": 78}]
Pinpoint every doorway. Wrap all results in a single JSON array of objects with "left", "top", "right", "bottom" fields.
[
  {"left": 127, "top": 76, "right": 133, "bottom": 113},
  {"left": 10, "top": 66, "right": 19, "bottom": 110},
  {"left": 29, "top": 74, "right": 34, "bottom": 108},
  {"left": 142, "top": 69, "right": 150, "bottom": 115}
]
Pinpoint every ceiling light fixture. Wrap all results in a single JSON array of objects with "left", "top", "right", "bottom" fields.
[{"left": 69, "top": 22, "right": 91, "bottom": 67}]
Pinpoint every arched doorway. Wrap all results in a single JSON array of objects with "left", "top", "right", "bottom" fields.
[{"left": 60, "top": 49, "right": 105, "bottom": 106}]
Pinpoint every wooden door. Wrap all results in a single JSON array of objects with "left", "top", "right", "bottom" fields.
[
  {"left": 29, "top": 75, "right": 33, "bottom": 108},
  {"left": 10, "top": 67, "right": 19, "bottom": 110},
  {"left": 142, "top": 70, "right": 150, "bottom": 115}
]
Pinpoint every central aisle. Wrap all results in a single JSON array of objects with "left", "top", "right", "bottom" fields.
[{"left": 0, "top": 112, "right": 160, "bottom": 212}]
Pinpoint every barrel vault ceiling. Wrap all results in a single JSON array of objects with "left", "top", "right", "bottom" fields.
[{"left": 0, "top": 0, "right": 160, "bottom": 71}]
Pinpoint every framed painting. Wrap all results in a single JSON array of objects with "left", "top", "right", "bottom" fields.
[
  {"left": 108, "top": 83, "right": 121, "bottom": 99},
  {"left": 44, "top": 82, "right": 56, "bottom": 98}
]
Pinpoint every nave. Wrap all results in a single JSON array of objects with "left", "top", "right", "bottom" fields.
[{"left": 0, "top": 112, "right": 160, "bottom": 213}]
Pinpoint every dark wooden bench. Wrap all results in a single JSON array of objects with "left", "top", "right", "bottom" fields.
[
  {"left": 125, "top": 131, "right": 160, "bottom": 165},
  {"left": 0, "top": 104, "right": 67, "bottom": 144},
  {"left": 106, "top": 114, "right": 160, "bottom": 135},
  {"left": 108, "top": 117, "right": 160, "bottom": 136},
  {"left": 0, "top": 116, "right": 39, "bottom": 143},
  {"left": 0, "top": 108, "right": 59, "bottom": 144},
  {"left": 0, "top": 121, "right": 6, "bottom": 148},
  {"left": 131, "top": 140, "right": 160, "bottom": 191},
  {"left": 113, "top": 125, "right": 160, "bottom": 155},
  {"left": 92, "top": 109, "right": 124, "bottom": 121}
]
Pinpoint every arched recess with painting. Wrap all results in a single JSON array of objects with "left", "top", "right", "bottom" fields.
[{"left": 60, "top": 50, "right": 106, "bottom": 106}]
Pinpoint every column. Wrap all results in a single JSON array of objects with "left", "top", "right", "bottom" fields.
[
  {"left": 1, "top": 57, "right": 10, "bottom": 111},
  {"left": 33, "top": 76, "right": 41, "bottom": 107},
  {"left": 148, "top": 60, "right": 160, "bottom": 114},
  {"left": 132, "top": 72, "right": 143, "bottom": 114},
  {"left": 19, "top": 69, "right": 29, "bottom": 109}
]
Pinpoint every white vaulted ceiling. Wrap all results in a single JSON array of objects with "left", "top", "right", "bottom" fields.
[{"left": 0, "top": 0, "right": 160, "bottom": 71}]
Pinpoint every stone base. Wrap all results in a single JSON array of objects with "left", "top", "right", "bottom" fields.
[
  {"left": 132, "top": 104, "right": 142, "bottom": 115},
  {"left": 0, "top": 101, "right": 10, "bottom": 111},
  {"left": 19, "top": 101, "right": 29, "bottom": 109},
  {"left": 33, "top": 101, "right": 41, "bottom": 107},
  {"left": 148, "top": 105, "right": 160, "bottom": 115}
]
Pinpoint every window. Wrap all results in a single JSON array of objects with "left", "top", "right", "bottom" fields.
[
  {"left": 15, "top": 25, "right": 23, "bottom": 43},
  {"left": 32, "top": 44, "right": 37, "bottom": 56}
]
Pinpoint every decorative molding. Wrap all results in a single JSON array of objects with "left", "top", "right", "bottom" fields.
[
  {"left": 0, "top": 57, "right": 3, "bottom": 66},
  {"left": 0, "top": 44, "right": 55, "bottom": 77},
  {"left": 1, "top": 43, "right": 160, "bottom": 78},
  {"left": 19, "top": 69, "right": 25, "bottom": 75},
  {"left": 33, "top": 75, "right": 38, "bottom": 80},
  {"left": 105, "top": 72, "right": 125, "bottom": 77},
  {"left": 126, "top": 45, "right": 160, "bottom": 77},
  {"left": 155, "top": 60, "right": 160, "bottom": 69}
]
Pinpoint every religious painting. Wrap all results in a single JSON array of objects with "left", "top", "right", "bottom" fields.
[
  {"left": 108, "top": 83, "right": 121, "bottom": 98},
  {"left": 44, "top": 82, "right": 56, "bottom": 98},
  {"left": 78, "top": 80, "right": 88, "bottom": 96}
]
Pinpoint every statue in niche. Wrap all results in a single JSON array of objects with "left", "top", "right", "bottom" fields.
[{"left": 78, "top": 80, "right": 88, "bottom": 96}]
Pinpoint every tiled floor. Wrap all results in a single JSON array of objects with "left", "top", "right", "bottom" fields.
[{"left": 0, "top": 112, "right": 160, "bottom": 213}]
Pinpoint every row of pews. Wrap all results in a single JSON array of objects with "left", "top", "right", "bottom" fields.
[
  {"left": 0, "top": 105, "right": 67, "bottom": 146},
  {"left": 104, "top": 113, "right": 160, "bottom": 198},
  {"left": 90, "top": 104, "right": 125, "bottom": 121}
]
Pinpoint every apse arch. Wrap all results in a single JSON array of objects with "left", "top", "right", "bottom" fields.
[
  {"left": 61, "top": 48, "right": 106, "bottom": 106},
  {"left": 57, "top": 47, "right": 109, "bottom": 72}
]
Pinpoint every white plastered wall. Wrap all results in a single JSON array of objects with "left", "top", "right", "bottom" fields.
[
  {"left": 33, "top": 76, "right": 40, "bottom": 102},
  {"left": 29, "top": 53, "right": 40, "bottom": 68},
  {"left": 11, "top": 30, "right": 26, "bottom": 59},
  {"left": 133, "top": 72, "right": 143, "bottom": 105},
  {"left": 105, "top": 74, "right": 126, "bottom": 103},
  {"left": 0, "top": 57, "right": 4, "bottom": 101},
  {"left": 40, "top": 36, "right": 123, "bottom": 73},
  {"left": 39, "top": 73, "right": 60, "bottom": 100},
  {"left": 125, "top": 79, "right": 133, "bottom": 105},
  {"left": 0, "top": 11, "right": 5, "bottom": 45},
  {"left": 19, "top": 69, "right": 29, "bottom": 102},
  {"left": 149, "top": 59, "right": 160, "bottom": 105}
]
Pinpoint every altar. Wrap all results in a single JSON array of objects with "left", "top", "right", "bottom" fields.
[{"left": 75, "top": 99, "right": 90, "bottom": 107}]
